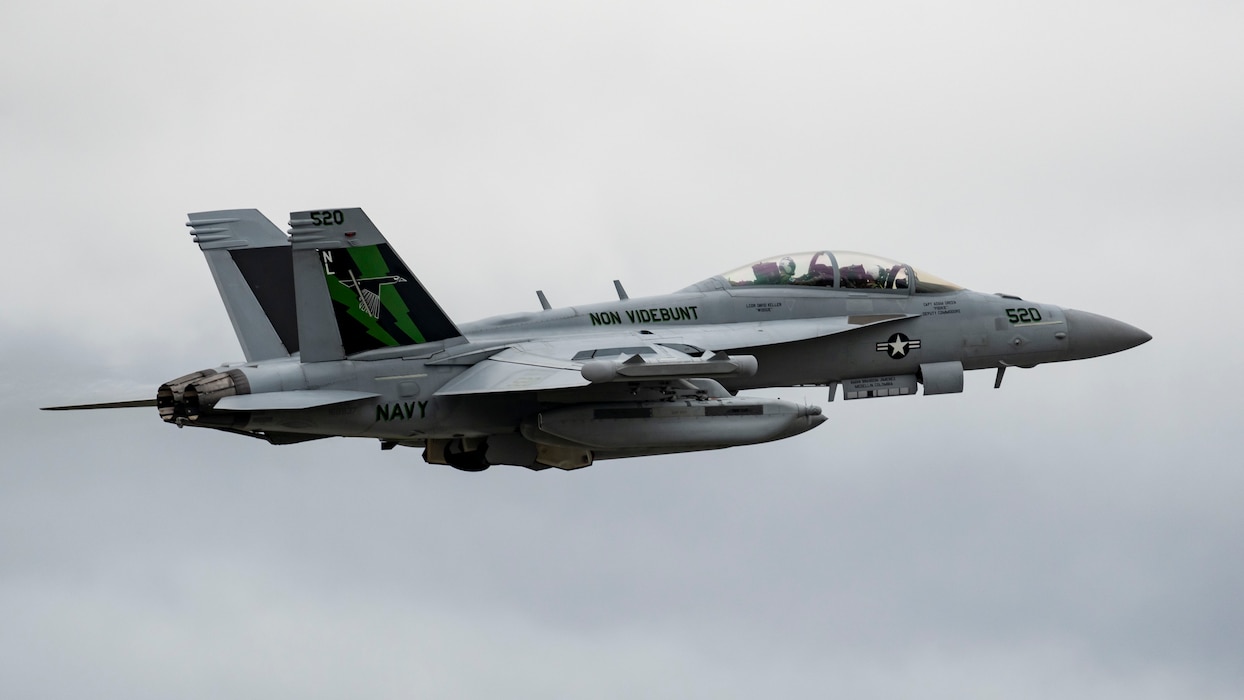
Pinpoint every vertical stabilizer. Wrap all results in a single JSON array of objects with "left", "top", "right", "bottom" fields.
[
  {"left": 187, "top": 210, "right": 298, "bottom": 361},
  {"left": 287, "top": 208, "right": 462, "bottom": 362}
]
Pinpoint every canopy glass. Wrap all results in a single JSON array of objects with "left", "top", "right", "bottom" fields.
[{"left": 715, "top": 251, "right": 963, "bottom": 294}]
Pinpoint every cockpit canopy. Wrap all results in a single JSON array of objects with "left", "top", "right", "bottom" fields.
[{"left": 712, "top": 251, "right": 963, "bottom": 294}]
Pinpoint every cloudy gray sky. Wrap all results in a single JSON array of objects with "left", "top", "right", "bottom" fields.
[{"left": 2, "top": 1, "right": 1241, "bottom": 697}]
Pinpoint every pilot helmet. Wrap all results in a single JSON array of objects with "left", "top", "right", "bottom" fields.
[{"left": 778, "top": 256, "right": 796, "bottom": 277}]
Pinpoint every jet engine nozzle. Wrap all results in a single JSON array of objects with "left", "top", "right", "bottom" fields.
[
  {"left": 181, "top": 369, "right": 251, "bottom": 419},
  {"left": 158, "top": 369, "right": 252, "bottom": 422},
  {"left": 157, "top": 369, "right": 218, "bottom": 422}
]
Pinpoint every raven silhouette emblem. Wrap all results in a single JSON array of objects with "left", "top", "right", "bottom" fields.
[{"left": 340, "top": 271, "right": 407, "bottom": 319}]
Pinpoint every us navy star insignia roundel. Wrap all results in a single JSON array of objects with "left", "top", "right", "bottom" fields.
[{"left": 876, "top": 332, "right": 921, "bottom": 359}]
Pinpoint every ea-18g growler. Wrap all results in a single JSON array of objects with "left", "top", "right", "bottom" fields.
[{"left": 45, "top": 208, "right": 1150, "bottom": 471}]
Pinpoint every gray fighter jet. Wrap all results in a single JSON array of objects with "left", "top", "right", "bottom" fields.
[{"left": 45, "top": 208, "right": 1150, "bottom": 471}]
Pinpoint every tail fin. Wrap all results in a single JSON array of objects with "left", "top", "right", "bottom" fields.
[
  {"left": 187, "top": 210, "right": 299, "bottom": 361},
  {"left": 287, "top": 208, "right": 463, "bottom": 362}
]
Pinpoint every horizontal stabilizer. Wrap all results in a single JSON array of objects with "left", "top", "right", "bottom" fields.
[
  {"left": 212, "top": 390, "right": 379, "bottom": 412},
  {"left": 41, "top": 398, "right": 156, "bottom": 411}
]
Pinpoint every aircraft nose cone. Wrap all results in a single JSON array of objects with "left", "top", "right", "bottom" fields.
[{"left": 1063, "top": 308, "right": 1152, "bottom": 360}]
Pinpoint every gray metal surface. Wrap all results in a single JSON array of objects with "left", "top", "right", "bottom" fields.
[{"left": 44, "top": 207, "right": 1152, "bottom": 472}]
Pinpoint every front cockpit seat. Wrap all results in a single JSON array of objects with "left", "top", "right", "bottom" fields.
[{"left": 751, "top": 261, "right": 781, "bottom": 284}]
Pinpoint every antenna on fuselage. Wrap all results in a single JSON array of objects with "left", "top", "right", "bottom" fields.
[
  {"left": 536, "top": 290, "right": 552, "bottom": 310},
  {"left": 613, "top": 280, "right": 629, "bottom": 300}
]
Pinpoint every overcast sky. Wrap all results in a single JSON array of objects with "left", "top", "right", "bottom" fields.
[{"left": 2, "top": 1, "right": 1241, "bottom": 698}]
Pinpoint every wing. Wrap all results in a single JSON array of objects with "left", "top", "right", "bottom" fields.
[
  {"left": 432, "top": 340, "right": 606, "bottom": 396},
  {"left": 433, "top": 314, "right": 914, "bottom": 397}
]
